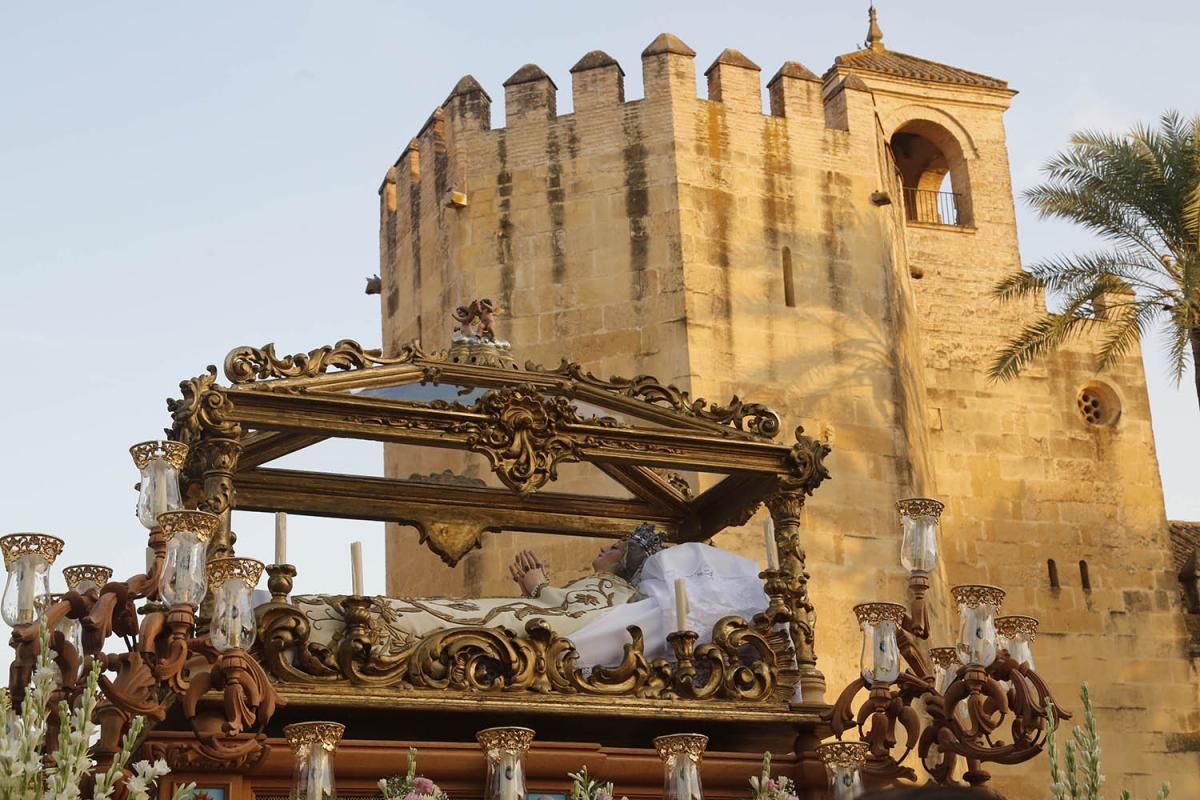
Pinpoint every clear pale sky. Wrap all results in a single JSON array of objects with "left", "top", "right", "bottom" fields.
[{"left": 1, "top": 2, "right": 1197, "bottom": 620}]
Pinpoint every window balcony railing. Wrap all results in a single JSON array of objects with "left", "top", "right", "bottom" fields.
[{"left": 902, "top": 187, "right": 966, "bottom": 227}]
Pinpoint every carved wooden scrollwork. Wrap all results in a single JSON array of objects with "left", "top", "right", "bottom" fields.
[
  {"left": 143, "top": 739, "right": 269, "bottom": 772},
  {"left": 532, "top": 360, "right": 782, "bottom": 438},
  {"left": 167, "top": 367, "right": 241, "bottom": 446},
  {"left": 785, "top": 426, "right": 832, "bottom": 495},
  {"left": 466, "top": 386, "right": 585, "bottom": 495},
  {"left": 254, "top": 598, "right": 799, "bottom": 704},
  {"left": 223, "top": 339, "right": 428, "bottom": 384}
]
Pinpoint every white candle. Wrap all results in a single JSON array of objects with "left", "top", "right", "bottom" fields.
[
  {"left": 351, "top": 541, "right": 364, "bottom": 596},
  {"left": 274, "top": 512, "right": 287, "bottom": 565},
  {"left": 17, "top": 560, "right": 36, "bottom": 624},
  {"left": 674, "top": 578, "right": 689, "bottom": 632},
  {"left": 152, "top": 461, "right": 168, "bottom": 522},
  {"left": 764, "top": 516, "right": 779, "bottom": 570}
]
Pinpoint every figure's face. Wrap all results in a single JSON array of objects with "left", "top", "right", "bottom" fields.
[{"left": 592, "top": 541, "right": 625, "bottom": 573}]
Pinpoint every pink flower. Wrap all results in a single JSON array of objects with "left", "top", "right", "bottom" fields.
[
  {"left": 414, "top": 778, "right": 435, "bottom": 794},
  {"left": 403, "top": 792, "right": 419, "bottom": 800},
  {"left": 765, "top": 780, "right": 779, "bottom": 792},
  {"left": 786, "top": 794, "right": 799, "bottom": 800},
  {"left": 597, "top": 793, "right": 612, "bottom": 800}
]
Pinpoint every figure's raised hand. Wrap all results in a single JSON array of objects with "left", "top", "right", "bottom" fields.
[{"left": 509, "top": 549, "right": 548, "bottom": 597}]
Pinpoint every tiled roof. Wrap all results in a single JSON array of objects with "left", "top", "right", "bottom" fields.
[
  {"left": 829, "top": 46, "right": 1009, "bottom": 91},
  {"left": 1170, "top": 520, "right": 1200, "bottom": 574}
]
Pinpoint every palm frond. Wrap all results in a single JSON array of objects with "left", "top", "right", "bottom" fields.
[
  {"left": 1094, "top": 299, "right": 1162, "bottom": 372},
  {"left": 1164, "top": 303, "right": 1194, "bottom": 385},
  {"left": 1004, "top": 112, "right": 1200, "bottom": 389},
  {"left": 989, "top": 311, "right": 1098, "bottom": 382}
]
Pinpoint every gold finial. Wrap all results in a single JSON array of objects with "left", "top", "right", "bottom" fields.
[{"left": 866, "top": 4, "right": 885, "bottom": 51}]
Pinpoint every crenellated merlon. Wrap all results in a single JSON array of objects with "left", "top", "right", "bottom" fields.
[{"left": 380, "top": 32, "right": 880, "bottom": 196}]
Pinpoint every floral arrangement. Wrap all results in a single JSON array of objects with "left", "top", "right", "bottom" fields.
[
  {"left": 1046, "top": 683, "right": 1170, "bottom": 800},
  {"left": 0, "top": 624, "right": 193, "bottom": 800},
  {"left": 379, "top": 748, "right": 450, "bottom": 800},
  {"left": 568, "top": 767, "right": 624, "bottom": 800},
  {"left": 747, "top": 752, "right": 797, "bottom": 800}
]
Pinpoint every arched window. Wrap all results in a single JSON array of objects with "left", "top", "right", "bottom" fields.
[
  {"left": 1047, "top": 559, "right": 1060, "bottom": 589},
  {"left": 1079, "top": 560, "right": 1092, "bottom": 591},
  {"left": 781, "top": 247, "right": 796, "bottom": 308},
  {"left": 890, "top": 120, "right": 972, "bottom": 227}
]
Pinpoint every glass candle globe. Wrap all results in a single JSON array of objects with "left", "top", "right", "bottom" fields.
[
  {"left": 653, "top": 733, "right": 706, "bottom": 800},
  {"left": 1, "top": 534, "right": 64, "bottom": 626},
  {"left": 929, "top": 646, "right": 971, "bottom": 727},
  {"left": 40, "top": 594, "right": 84, "bottom": 681},
  {"left": 207, "top": 557, "right": 264, "bottom": 651},
  {"left": 853, "top": 602, "right": 906, "bottom": 685},
  {"left": 896, "top": 498, "right": 943, "bottom": 574},
  {"left": 951, "top": 584, "right": 1006, "bottom": 667},
  {"left": 996, "top": 615, "right": 1038, "bottom": 670},
  {"left": 285, "top": 721, "right": 344, "bottom": 800},
  {"left": 130, "top": 441, "right": 188, "bottom": 530},
  {"left": 158, "top": 510, "right": 218, "bottom": 608},
  {"left": 478, "top": 727, "right": 535, "bottom": 800},
  {"left": 817, "top": 742, "right": 867, "bottom": 800}
]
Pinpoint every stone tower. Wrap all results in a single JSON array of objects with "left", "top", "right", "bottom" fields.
[{"left": 376, "top": 11, "right": 1199, "bottom": 796}]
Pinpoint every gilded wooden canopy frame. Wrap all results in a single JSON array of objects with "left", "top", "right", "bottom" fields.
[{"left": 159, "top": 337, "right": 833, "bottom": 745}]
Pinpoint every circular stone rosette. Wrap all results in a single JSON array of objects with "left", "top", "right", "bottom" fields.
[
  {"left": 816, "top": 741, "right": 868, "bottom": 768},
  {"left": 283, "top": 721, "right": 345, "bottom": 752},
  {"left": 129, "top": 440, "right": 189, "bottom": 470},
  {"left": 996, "top": 614, "right": 1039, "bottom": 640},
  {"left": 895, "top": 497, "right": 945, "bottom": 519},
  {"left": 62, "top": 564, "right": 113, "bottom": 591},
  {"left": 653, "top": 733, "right": 708, "bottom": 763},
  {"left": 852, "top": 601, "right": 907, "bottom": 626},
  {"left": 950, "top": 584, "right": 1006, "bottom": 609},
  {"left": 206, "top": 557, "right": 264, "bottom": 589},
  {"left": 157, "top": 510, "right": 220, "bottom": 543},
  {"left": 476, "top": 726, "right": 535, "bottom": 756},
  {"left": 0, "top": 533, "right": 65, "bottom": 569}
]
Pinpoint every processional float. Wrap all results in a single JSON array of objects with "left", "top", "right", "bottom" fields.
[{"left": 3, "top": 313, "right": 1066, "bottom": 799}]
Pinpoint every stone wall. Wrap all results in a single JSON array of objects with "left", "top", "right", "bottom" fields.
[{"left": 376, "top": 33, "right": 1200, "bottom": 796}]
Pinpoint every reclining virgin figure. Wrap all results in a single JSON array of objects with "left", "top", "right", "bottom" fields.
[{"left": 291, "top": 524, "right": 770, "bottom": 669}]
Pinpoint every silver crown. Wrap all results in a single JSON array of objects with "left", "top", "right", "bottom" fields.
[{"left": 626, "top": 523, "right": 665, "bottom": 556}]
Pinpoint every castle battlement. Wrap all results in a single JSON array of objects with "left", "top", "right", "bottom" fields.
[{"left": 379, "top": 32, "right": 890, "bottom": 200}]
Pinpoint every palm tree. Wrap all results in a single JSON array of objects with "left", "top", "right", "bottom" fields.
[{"left": 990, "top": 111, "right": 1200, "bottom": 409}]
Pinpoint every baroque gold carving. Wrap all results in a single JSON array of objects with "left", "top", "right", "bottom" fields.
[
  {"left": 896, "top": 497, "right": 945, "bottom": 519},
  {"left": 785, "top": 426, "right": 832, "bottom": 495},
  {"left": 63, "top": 564, "right": 113, "bottom": 591},
  {"left": 852, "top": 602, "right": 908, "bottom": 626},
  {"left": 653, "top": 733, "right": 708, "bottom": 762},
  {"left": 158, "top": 510, "right": 220, "bottom": 543},
  {"left": 283, "top": 721, "right": 345, "bottom": 751},
  {"left": 929, "top": 647, "right": 959, "bottom": 670},
  {"left": 996, "top": 615, "right": 1039, "bottom": 640},
  {"left": 950, "top": 584, "right": 1006, "bottom": 609},
  {"left": 206, "top": 557, "right": 264, "bottom": 589},
  {"left": 255, "top": 600, "right": 798, "bottom": 703},
  {"left": 534, "top": 360, "right": 782, "bottom": 438},
  {"left": 167, "top": 366, "right": 240, "bottom": 445},
  {"left": 476, "top": 726, "right": 535, "bottom": 756},
  {"left": 0, "top": 533, "right": 64, "bottom": 568},
  {"left": 816, "top": 740, "right": 869, "bottom": 768},
  {"left": 129, "top": 440, "right": 189, "bottom": 470},
  {"left": 467, "top": 386, "right": 583, "bottom": 495},
  {"left": 224, "top": 340, "right": 427, "bottom": 384}
]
